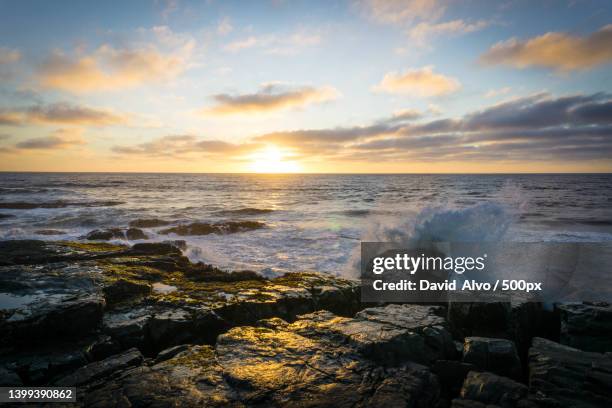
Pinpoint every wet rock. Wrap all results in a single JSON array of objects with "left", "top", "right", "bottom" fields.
[
  {"left": 55, "top": 348, "right": 143, "bottom": 387},
  {"left": 86, "top": 228, "right": 125, "bottom": 240},
  {"left": 557, "top": 302, "right": 612, "bottom": 352},
  {"left": 458, "top": 371, "right": 528, "bottom": 407},
  {"left": 125, "top": 228, "right": 148, "bottom": 240},
  {"left": 529, "top": 337, "right": 612, "bottom": 407},
  {"left": 463, "top": 337, "right": 522, "bottom": 379},
  {"left": 128, "top": 218, "right": 172, "bottom": 228},
  {"left": 86, "top": 325, "right": 441, "bottom": 407},
  {"left": 1, "top": 291, "right": 105, "bottom": 345},
  {"left": 102, "top": 278, "right": 151, "bottom": 306},
  {"left": 127, "top": 242, "right": 182, "bottom": 256},
  {"left": 154, "top": 344, "right": 190, "bottom": 363},
  {"left": 159, "top": 220, "right": 265, "bottom": 236},
  {"left": 35, "top": 229, "right": 65, "bottom": 235},
  {"left": 278, "top": 304, "right": 455, "bottom": 366},
  {"left": 162, "top": 239, "right": 187, "bottom": 250},
  {"left": 84, "top": 335, "right": 122, "bottom": 362}
]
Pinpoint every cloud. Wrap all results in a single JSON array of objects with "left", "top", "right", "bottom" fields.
[
  {"left": 357, "top": 0, "right": 446, "bottom": 24},
  {"left": 484, "top": 87, "right": 512, "bottom": 98},
  {"left": 389, "top": 108, "right": 423, "bottom": 122},
  {"left": 203, "top": 84, "right": 340, "bottom": 115},
  {"left": 373, "top": 66, "right": 461, "bottom": 97},
  {"left": 223, "top": 30, "right": 321, "bottom": 54},
  {"left": 15, "top": 128, "right": 85, "bottom": 150},
  {"left": 258, "top": 92, "right": 612, "bottom": 162},
  {"left": 217, "top": 17, "right": 233, "bottom": 35},
  {"left": 480, "top": 25, "right": 612, "bottom": 72},
  {"left": 0, "top": 102, "right": 126, "bottom": 126},
  {"left": 0, "top": 47, "right": 21, "bottom": 64},
  {"left": 37, "top": 42, "right": 189, "bottom": 92},
  {"left": 111, "top": 134, "right": 254, "bottom": 158},
  {"left": 112, "top": 93, "right": 612, "bottom": 164},
  {"left": 408, "top": 19, "right": 489, "bottom": 47},
  {"left": 0, "top": 111, "right": 22, "bottom": 126}
]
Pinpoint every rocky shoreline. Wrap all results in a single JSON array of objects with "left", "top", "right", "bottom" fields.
[{"left": 0, "top": 240, "right": 610, "bottom": 407}]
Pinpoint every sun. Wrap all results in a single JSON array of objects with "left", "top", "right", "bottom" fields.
[{"left": 247, "top": 145, "right": 302, "bottom": 173}]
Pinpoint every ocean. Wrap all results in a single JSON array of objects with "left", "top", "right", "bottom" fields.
[{"left": 0, "top": 173, "right": 611, "bottom": 277}]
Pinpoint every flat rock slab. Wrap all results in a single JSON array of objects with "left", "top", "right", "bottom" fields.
[
  {"left": 529, "top": 337, "right": 612, "bottom": 407},
  {"left": 277, "top": 304, "right": 455, "bottom": 366},
  {"left": 85, "top": 324, "right": 441, "bottom": 407}
]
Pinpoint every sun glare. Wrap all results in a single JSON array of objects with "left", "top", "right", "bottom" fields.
[{"left": 247, "top": 145, "right": 302, "bottom": 173}]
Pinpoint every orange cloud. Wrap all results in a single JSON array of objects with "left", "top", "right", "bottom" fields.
[
  {"left": 373, "top": 66, "right": 460, "bottom": 97},
  {"left": 203, "top": 84, "right": 340, "bottom": 115},
  {"left": 38, "top": 45, "right": 187, "bottom": 92},
  {"left": 480, "top": 25, "right": 612, "bottom": 72}
]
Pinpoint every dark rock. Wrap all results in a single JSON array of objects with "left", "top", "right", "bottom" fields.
[
  {"left": 55, "top": 348, "right": 143, "bottom": 386},
  {"left": 463, "top": 337, "right": 522, "bottom": 379},
  {"left": 84, "top": 335, "right": 122, "bottom": 362},
  {"left": 86, "top": 228, "right": 125, "bottom": 240},
  {"left": 162, "top": 239, "right": 187, "bottom": 250},
  {"left": 103, "top": 279, "right": 151, "bottom": 306},
  {"left": 0, "top": 240, "right": 127, "bottom": 266},
  {"left": 557, "top": 302, "right": 612, "bottom": 352},
  {"left": 125, "top": 228, "right": 148, "bottom": 240},
  {"left": 35, "top": 229, "right": 65, "bottom": 235},
  {"left": 128, "top": 218, "right": 172, "bottom": 228},
  {"left": 432, "top": 360, "right": 479, "bottom": 396},
  {"left": 128, "top": 242, "right": 182, "bottom": 255},
  {"left": 154, "top": 344, "right": 190, "bottom": 363},
  {"left": 1, "top": 292, "right": 105, "bottom": 345},
  {"left": 159, "top": 221, "right": 265, "bottom": 236},
  {"left": 85, "top": 325, "right": 441, "bottom": 407},
  {"left": 529, "top": 337, "right": 612, "bottom": 407},
  {"left": 459, "top": 371, "right": 528, "bottom": 407},
  {"left": 0, "top": 213, "right": 14, "bottom": 219},
  {"left": 0, "top": 366, "right": 22, "bottom": 386}
]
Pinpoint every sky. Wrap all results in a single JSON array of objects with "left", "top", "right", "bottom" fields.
[{"left": 0, "top": 0, "right": 611, "bottom": 173}]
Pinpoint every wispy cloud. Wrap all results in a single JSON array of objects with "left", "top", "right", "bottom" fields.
[
  {"left": 484, "top": 87, "right": 512, "bottom": 98},
  {"left": 0, "top": 102, "right": 126, "bottom": 126},
  {"left": 357, "top": 0, "right": 446, "bottom": 25},
  {"left": 373, "top": 66, "right": 461, "bottom": 97},
  {"left": 480, "top": 25, "right": 612, "bottom": 72},
  {"left": 408, "top": 19, "right": 490, "bottom": 47},
  {"left": 15, "top": 128, "right": 85, "bottom": 150},
  {"left": 0, "top": 47, "right": 21, "bottom": 64},
  {"left": 217, "top": 17, "right": 233, "bottom": 36},
  {"left": 203, "top": 83, "right": 340, "bottom": 115},
  {"left": 223, "top": 30, "right": 321, "bottom": 54}
]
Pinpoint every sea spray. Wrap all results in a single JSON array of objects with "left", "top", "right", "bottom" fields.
[{"left": 342, "top": 198, "right": 523, "bottom": 278}]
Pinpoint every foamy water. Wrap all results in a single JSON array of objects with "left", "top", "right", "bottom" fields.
[{"left": 0, "top": 173, "right": 611, "bottom": 276}]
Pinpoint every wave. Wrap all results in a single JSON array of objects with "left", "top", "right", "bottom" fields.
[
  {"left": 214, "top": 207, "right": 275, "bottom": 216},
  {"left": 343, "top": 200, "right": 519, "bottom": 278},
  {"left": 0, "top": 200, "right": 124, "bottom": 209}
]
